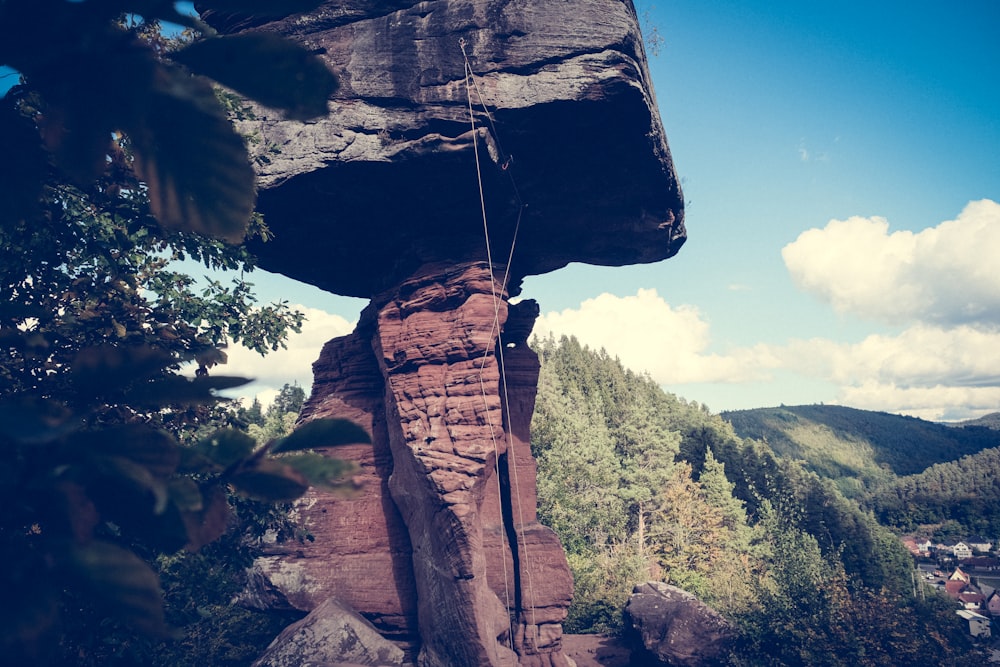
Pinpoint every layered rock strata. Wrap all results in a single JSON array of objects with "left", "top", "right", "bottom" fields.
[
  {"left": 267, "top": 262, "right": 570, "bottom": 665},
  {"left": 201, "top": 0, "right": 686, "bottom": 295},
  {"left": 202, "top": 1, "right": 687, "bottom": 664}
]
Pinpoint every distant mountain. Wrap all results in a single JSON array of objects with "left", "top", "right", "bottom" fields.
[
  {"left": 950, "top": 411, "right": 1000, "bottom": 430},
  {"left": 720, "top": 404, "right": 1000, "bottom": 496}
]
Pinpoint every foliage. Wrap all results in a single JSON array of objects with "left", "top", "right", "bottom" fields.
[
  {"left": 531, "top": 335, "right": 979, "bottom": 665},
  {"left": 55, "top": 496, "right": 304, "bottom": 667},
  {"left": 0, "top": 168, "right": 305, "bottom": 401},
  {"left": 680, "top": 416, "right": 916, "bottom": 595},
  {"left": 0, "top": 2, "right": 359, "bottom": 660},
  {"left": 563, "top": 547, "right": 646, "bottom": 634},
  {"left": 0, "top": 0, "right": 336, "bottom": 242},
  {"left": 951, "top": 411, "right": 1000, "bottom": 430},
  {"left": 0, "top": 344, "right": 367, "bottom": 661},
  {"left": 867, "top": 446, "right": 1000, "bottom": 536},
  {"left": 733, "top": 504, "right": 979, "bottom": 666},
  {"left": 635, "top": 2, "right": 664, "bottom": 58},
  {"left": 648, "top": 462, "right": 728, "bottom": 591},
  {"left": 245, "top": 382, "right": 307, "bottom": 444},
  {"left": 531, "top": 335, "right": 759, "bottom": 627}
]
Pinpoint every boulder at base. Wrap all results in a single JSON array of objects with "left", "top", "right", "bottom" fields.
[
  {"left": 624, "top": 582, "right": 734, "bottom": 667},
  {"left": 253, "top": 596, "right": 406, "bottom": 667}
]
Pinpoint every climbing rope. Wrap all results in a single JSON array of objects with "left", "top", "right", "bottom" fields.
[{"left": 460, "top": 37, "right": 540, "bottom": 648}]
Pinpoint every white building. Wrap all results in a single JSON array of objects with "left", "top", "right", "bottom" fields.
[
  {"left": 952, "top": 542, "right": 973, "bottom": 560},
  {"left": 968, "top": 536, "right": 993, "bottom": 553},
  {"left": 956, "top": 609, "right": 992, "bottom": 638}
]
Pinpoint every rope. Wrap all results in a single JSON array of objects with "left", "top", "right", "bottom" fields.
[
  {"left": 462, "top": 39, "right": 515, "bottom": 650},
  {"left": 460, "top": 38, "right": 540, "bottom": 647}
]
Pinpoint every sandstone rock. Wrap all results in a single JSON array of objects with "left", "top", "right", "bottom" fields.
[
  {"left": 624, "top": 582, "right": 734, "bottom": 667},
  {"left": 203, "top": 0, "right": 685, "bottom": 297},
  {"left": 257, "top": 325, "right": 420, "bottom": 642},
  {"left": 252, "top": 596, "right": 406, "bottom": 667},
  {"left": 482, "top": 302, "right": 573, "bottom": 664},
  {"left": 256, "top": 264, "right": 572, "bottom": 665},
  {"left": 205, "top": 1, "right": 687, "bottom": 664},
  {"left": 374, "top": 262, "right": 518, "bottom": 666}
]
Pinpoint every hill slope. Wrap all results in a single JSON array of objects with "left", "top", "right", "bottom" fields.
[
  {"left": 721, "top": 404, "right": 1000, "bottom": 495},
  {"left": 952, "top": 411, "right": 1000, "bottom": 430},
  {"left": 868, "top": 445, "right": 1000, "bottom": 534},
  {"left": 529, "top": 337, "right": 976, "bottom": 664}
]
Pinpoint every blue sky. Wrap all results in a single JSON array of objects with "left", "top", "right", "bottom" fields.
[
  {"left": 6, "top": 2, "right": 999, "bottom": 419},
  {"left": 225, "top": 1, "right": 1000, "bottom": 421}
]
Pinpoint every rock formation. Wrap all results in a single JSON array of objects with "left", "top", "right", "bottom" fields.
[
  {"left": 203, "top": 1, "right": 686, "bottom": 665},
  {"left": 252, "top": 596, "right": 406, "bottom": 667},
  {"left": 624, "top": 583, "right": 735, "bottom": 667}
]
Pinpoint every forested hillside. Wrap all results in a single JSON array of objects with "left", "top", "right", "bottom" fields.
[
  {"left": 867, "top": 445, "right": 1000, "bottom": 535},
  {"left": 530, "top": 335, "right": 978, "bottom": 666},
  {"left": 721, "top": 404, "right": 1000, "bottom": 496}
]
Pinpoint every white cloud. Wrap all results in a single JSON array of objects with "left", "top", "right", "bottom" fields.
[
  {"left": 534, "top": 288, "right": 1000, "bottom": 421},
  {"left": 797, "top": 139, "right": 829, "bottom": 163},
  {"left": 777, "top": 324, "right": 1000, "bottom": 420},
  {"left": 782, "top": 324, "right": 1000, "bottom": 388},
  {"left": 836, "top": 382, "right": 1000, "bottom": 422},
  {"left": 533, "top": 289, "right": 778, "bottom": 384},
  {"left": 214, "top": 305, "right": 355, "bottom": 405},
  {"left": 782, "top": 199, "right": 1000, "bottom": 326}
]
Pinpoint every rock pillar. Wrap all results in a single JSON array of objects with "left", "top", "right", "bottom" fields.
[
  {"left": 276, "top": 261, "right": 572, "bottom": 666},
  {"left": 373, "top": 261, "right": 518, "bottom": 666}
]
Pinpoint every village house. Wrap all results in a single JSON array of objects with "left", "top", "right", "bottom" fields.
[
  {"left": 956, "top": 609, "right": 992, "bottom": 638},
  {"left": 967, "top": 536, "right": 993, "bottom": 553},
  {"left": 986, "top": 590, "right": 1000, "bottom": 617},
  {"left": 959, "top": 556, "right": 1000, "bottom": 571},
  {"left": 942, "top": 566, "right": 989, "bottom": 613},
  {"left": 949, "top": 542, "right": 974, "bottom": 560},
  {"left": 901, "top": 534, "right": 992, "bottom": 562},
  {"left": 924, "top": 565, "right": 999, "bottom": 638},
  {"left": 945, "top": 580, "right": 971, "bottom": 599},
  {"left": 958, "top": 591, "right": 986, "bottom": 610},
  {"left": 950, "top": 567, "right": 971, "bottom": 583}
]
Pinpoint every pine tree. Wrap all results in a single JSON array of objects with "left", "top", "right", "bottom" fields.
[
  {"left": 698, "top": 447, "right": 748, "bottom": 530},
  {"left": 535, "top": 382, "right": 626, "bottom": 552},
  {"left": 617, "top": 388, "right": 681, "bottom": 557},
  {"left": 647, "top": 462, "right": 731, "bottom": 596},
  {"left": 272, "top": 382, "right": 306, "bottom": 416}
]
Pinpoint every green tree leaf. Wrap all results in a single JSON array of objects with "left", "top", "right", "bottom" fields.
[
  {"left": 180, "top": 484, "right": 232, "bottom": 550},
  {"left": 192, "top": 428, "right": 256, "bottom": 469},
  {"left": 168, "top": 477, "right": 205, "bottom": 512},
  {"left": 74, "top": 425, "right": 181, "bottom": 478},
  {"left": 270, "top": 418, "right": 370, "bottom": 453},
  {"left": 229, "top": 459, "right": 308, "bottom": 502},
  {"left": 94, "top": 455, "right": 171, "bottom": 514},
  {"left": 279, "top": 451, "right": 355, "bottom": 490},
  {"left": 126, "top": 67, "right": 255, "bottom": 242},
  {"left": 69, "top": 541, "right": 169, "bottom": 636},
  {"left": 127, "top": 374, "right": 252, "bottom": 407},
  {"left": 70, "top": 345, "right": 175, "bottom": 397},
  {"left": 171, "top": 33, "right": 337, "bottom": 121},
  {"left": 0, "top": 398, "right": 78, "bottom": 444}
]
